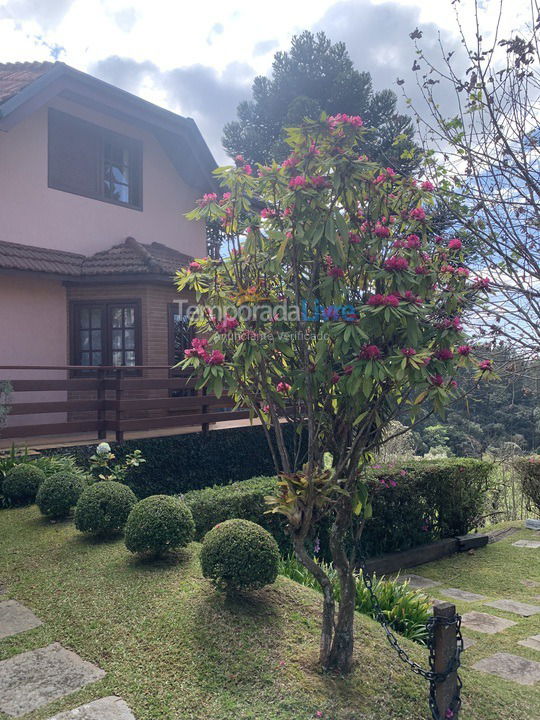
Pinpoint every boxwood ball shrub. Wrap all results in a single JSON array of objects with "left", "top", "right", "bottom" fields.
[
  {"left": 2, "top": 464, "right": 46, "bottom": 506},
  {"left": 200, "top": 519, "right": 280, "bottom": 594},
  {"left": 124, "top": 495, "right": 195, "bottom": 557},
  {"left": 74, "top": 480, "right": 137, "bottom": 535},
  {"left": 36, "top": 471, "right": 87, "bottom": 519}
]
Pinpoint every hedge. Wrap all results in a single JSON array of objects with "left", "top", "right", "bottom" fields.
[
  {"left": 183, "top": 459, "right": 492, "bottom": 559},
  {"left": 183, "top": 476, "right": 289, "bottom": 550},
  {"left": 44, "top": 425, "right": 305, "bottom": 497}
]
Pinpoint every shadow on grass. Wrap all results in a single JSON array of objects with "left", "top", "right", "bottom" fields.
[{"left": 126, "top": 547, "right": 192, "bottom": 571}]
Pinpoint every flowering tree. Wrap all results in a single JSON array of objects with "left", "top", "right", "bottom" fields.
[{"left": 177, "top": 115, "right": 491, "bottom": 673}]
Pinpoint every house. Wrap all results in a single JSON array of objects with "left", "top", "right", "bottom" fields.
[{"left": 0, "top": 61, "right": 218, "bottom": 439}]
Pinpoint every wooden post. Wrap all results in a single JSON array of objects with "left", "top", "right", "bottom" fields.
[
  {"left": 114, "top": 368, "right": 124, "bottom": 443},
  {"left": 433, "top": 602, "right": 459, "bottom": 719},
  {"left": 201, "top": 386, "right": 209, "bottom": 433},
  {"left": 97, "top": 367, "right": 106, "bottom": 439}
]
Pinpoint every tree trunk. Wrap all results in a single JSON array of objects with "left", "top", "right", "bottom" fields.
[
  {"left": 293, "top": 537, "right": 335, "bottom": 667},
  {"left": 326, "top": 569, "right": 356, "bottom": 673}
]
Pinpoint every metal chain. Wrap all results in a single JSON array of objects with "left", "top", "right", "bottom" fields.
[{"left": 357, "top": 555, "right": 463, "bottom": 720}]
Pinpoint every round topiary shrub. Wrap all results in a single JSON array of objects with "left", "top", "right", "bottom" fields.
[
  {"left": 200, "top": 518, "right": 280, "bottom": 594},
  {"left": 36, "top": 471, "right": 87, "bottom": 519},
  {"left": 2, "top": 464, "right": 46, "bottom": 506},
  {"left": 124, "top": 495, "right": 195, "bottom": 557},
  {"left": 74, "top": 481, "right": 137, "bottom": 536}
]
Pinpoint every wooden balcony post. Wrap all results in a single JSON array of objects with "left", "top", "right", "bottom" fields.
[
  {"left": 114, "top": 368, "right": 124, "bottom": 443},
  {"left": 201, "top": 386, "right": 209, "bottom": 433},
  {"left": 97, "top": 367, "right": 106, "bottom": 439}
]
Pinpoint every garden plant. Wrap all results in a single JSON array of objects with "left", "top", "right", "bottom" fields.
[{"left": 178, "top": 114, "right": 492, "bottom": 672}]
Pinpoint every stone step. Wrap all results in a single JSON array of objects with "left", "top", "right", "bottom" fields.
[
  {"left": 518, "top": 635, "right": 540, "bottom": 652},
  {"left": 0, "top": 643, "right": 105, "bottom": 717},
  {"left": 472, "top": 652, "right": 540, "bottom": 685},
  {"left": 461, "top": 611, "right": 516, "bottom": 634},
  {"left": 47, "top": 696, "right": 135, "bottom": 719},
  {"left": 485, "top": 599, "right": 540, "bottom": 617},
  {"left": 0, "top": 599, "right": 42, "bottom": 640}
]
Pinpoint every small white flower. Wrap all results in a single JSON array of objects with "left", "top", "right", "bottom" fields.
[{"left": 96, "top": 442, "right": 111, "bottom": 456}]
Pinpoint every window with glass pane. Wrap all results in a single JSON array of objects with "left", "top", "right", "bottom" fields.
[
  {"left": 78, "top": 306, "right": 103, "bottom": 367},
  {"left": 48, "top": 109, "right": 142, "bottom": 209},
  {"left": 72, "top": 302, "right": 139, "bottom": 369},
  {"left": 104, "top": 141, "right": 132, "bottom": 205},
  {"left": 110, "top": 304, "right": 137, "bottom": 367}
]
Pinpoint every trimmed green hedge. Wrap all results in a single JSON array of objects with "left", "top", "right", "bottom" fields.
[
  {"left": 183, "top": 475, "right": 289, "bottom": 549},
  {"left": 45, "top": 425, "right": 305, "bottom": 497},
  {"left": 184, "top": 459, "right": 492, "bottom": 558}
]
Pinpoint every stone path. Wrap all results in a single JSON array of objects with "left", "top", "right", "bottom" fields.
[
  {"left": 520, "top": 579, "right": 540, "bottom": 588},
  {"left": 472, "top": 653, "right": 540, "bottom": 685},
  {"left": 47, "top": 696, "right": 136, "bottom": 720},
  {"left": 485, "top": 599, "right": 540, "bottom": 617},
  {"left": 461, "top": 611, "right": 517, "bottom": 634},
  {"left": 0, "top": 643, "right": 105, "bottom": 717},
  {"left": 0, "top": 598, "right": 135, "bottom": 718},
  {"left": 518, "top": 634, "right": 540, "bottom": 652},
  {"left": 0, "top": 599, "right": 42, "bottom": 639},
  {"left": 441, "top": 588, "right": 487, "bottom": 603},
  {"left": 396, "top": 573, "right": 441, "bottom": 590},
  {"left": 512, "top": 539, "right": 540, "bottom": 548}
]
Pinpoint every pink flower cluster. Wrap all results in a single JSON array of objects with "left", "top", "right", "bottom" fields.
[
  {"left": 479, "top": 359, "right": 492, "bottom": 371},
  {"left": 215, "top": 315, "right": 239, "bottom": 334},
  {"left": 368, "top": 293, "right": 400, "bottom": 307},
  {"left": 276, "top": 381, "right": 291, "bottom": 393},
  {"left": 189, "top": 261, "right": 202, "bottom": 272},
  {"left": 359, "top": 345, "right": 382, "bottom": 360},
  {"left": 473, "top": 277, "right": 490, "bottom": 289},
  {"left": 401, "top": 347, "right": 416, "bottom": 357},
  {"left": 421, "top": 180, "right": 435, "bottom": 191},
  {"left": 374, "top": 222, "right": 391, "bottom": 238},
  {"left": 435, "top": 348, "right": 454, "bottom": 361},
  {"left": 327, "top": 113, "right": 363, "bottom": 128},
  {"left": 374, "top": 167, "right": 397, "bottom": 184},
  {"left": 197, "top": 193, "right": 218, "bottom": 208},
  {"left": 184, "top": 338, "right": 225, "bottom": 366},
  {"left": 448, "top": 238, "right": 462, "bottom": 251},
  {"left": 282, "top": 153, "right": 300, "bottom": 169},
  {"left": 409, "top": 207, "right": 426, "bottom": 221},
  {"left": 385, "top": 255, "right": 409, "bottom": 271}
]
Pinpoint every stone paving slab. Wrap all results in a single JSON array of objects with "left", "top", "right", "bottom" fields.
[
  {"left": 518, "top": 634, "right": 540, "bottom": 652},
  {"left": 461, "top": 611, "right": 517, "bottom": 634},
  {"left": 525, "top": 519, "right": 540, "bottom": 530},
  {"left": 441, "top": 588, "right": 487, "bottom": 603},
  {"left": 0, "top": 599, "right": 42, "bottom": 640},
  {"left": 472, "top": 652, "right": 540, "bottom": 685},
  {"left": 47, "top": 696, "right": 135, "bottom": 719},
  {"left": 485, "top": 599, "right": 540, "bottom": 617},
  {"left": 0, "top": 643, "right": 105, "bottom": 717},
  {"left": 512, "top": 540, "right": 540, "bottom": 548},
  {"left": 395, "top": 574, "right": 441, "bottom": 590}
]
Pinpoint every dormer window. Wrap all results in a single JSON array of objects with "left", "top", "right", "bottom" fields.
[{"left": 48, "top": 109, "right": 142, "bottom": 209}]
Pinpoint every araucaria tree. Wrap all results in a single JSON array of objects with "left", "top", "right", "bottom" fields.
[{"left": 177, "top": 116, "right": 491, "bottom": 673}]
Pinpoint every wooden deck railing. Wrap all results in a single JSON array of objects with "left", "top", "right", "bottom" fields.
[{"left": 0, "top": 365, "right": 249, "bottom": 443}]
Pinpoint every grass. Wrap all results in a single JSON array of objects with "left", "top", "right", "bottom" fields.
[{"left": 0, "top": 509, "right": 538, "bottom": 720}]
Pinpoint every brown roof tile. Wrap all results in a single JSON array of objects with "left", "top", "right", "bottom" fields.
[
  {"left": 0, "top": 239, "right": 84, "bottom": 275},
  {"left": 81, "top": 237, "right": 191, "bottom": 276},
  {"left": 0, "top": 237, "right": 192, "bottom": 277},
  {"left": 0, "top": 61, "right": 55, "bottom": 105}
]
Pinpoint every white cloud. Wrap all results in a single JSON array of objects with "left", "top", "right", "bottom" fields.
[{"left": 0, "top": 0, "right": 533, "bottom": 161}]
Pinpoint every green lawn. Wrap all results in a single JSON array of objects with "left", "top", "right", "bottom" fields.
[{"left": 0, "top": 508, "right": 538, "bottom": 720}]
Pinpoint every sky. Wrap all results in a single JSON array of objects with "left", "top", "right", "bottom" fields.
[{"left": 0, "top": 0, "right": 532, "bottom": 163}]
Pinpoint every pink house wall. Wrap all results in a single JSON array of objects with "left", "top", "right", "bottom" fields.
[
  {"left": 0, "top": 95, "right": 207, "bottom": 257},
  {"left": 0, "top": 274, "right": 67, "bottom": 427}
]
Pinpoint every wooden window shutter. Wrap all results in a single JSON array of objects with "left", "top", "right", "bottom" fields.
[{"left": 48, "top": 109, "right": 100, "bottom": 197}]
